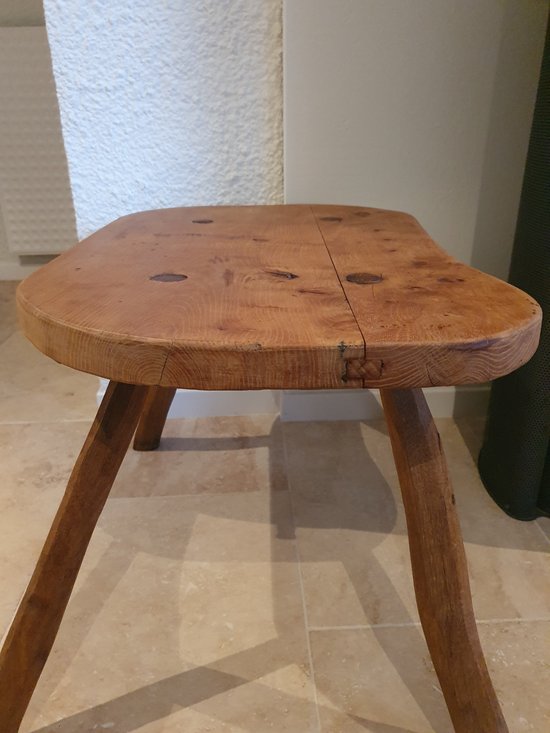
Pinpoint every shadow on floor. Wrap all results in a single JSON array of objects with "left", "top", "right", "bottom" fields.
[{"left": 26, "top": 418, "right": 455, "bottom": 732}]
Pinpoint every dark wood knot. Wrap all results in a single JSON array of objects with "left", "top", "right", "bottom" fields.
[
  {"left": 266, "top": 269, "right": 299, "bottom": 280},
  {"left": 192, "top": 219, "right": 213, "bottom": 224},
  {"left": 346, "top": 272, "right": 383, "bottom": 285},
  {"left": 149, "top": 273, "right": 188, "bottom": 282}
]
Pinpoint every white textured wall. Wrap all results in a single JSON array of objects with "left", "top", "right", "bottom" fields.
[
  {"left": 44, "top": 0, "right": 283, "bottom": 239},
  {"left": 284, "top": 0, "right": 548, "bottom": 279}
]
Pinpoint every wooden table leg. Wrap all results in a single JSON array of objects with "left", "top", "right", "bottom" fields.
[
  {"left": 133, "top": 386, "right": 176, "bottom": 451},
  {"left": 0, "top": 381, "right": 148, "bottom": 732},
  {"left": 380, "top": 388, "right": 508, "bottom": 733}
]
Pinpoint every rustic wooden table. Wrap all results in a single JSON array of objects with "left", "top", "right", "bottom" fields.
[{"left": 0, "top": 205, "right": 542, "bottom": 732}]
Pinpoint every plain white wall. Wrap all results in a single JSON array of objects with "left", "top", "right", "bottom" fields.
[
  {"left": 44, "top": 0, "right": 283, "bottom": 239},
  {"left": 284, "top": 0, "right": 549, "bottom": 279}
]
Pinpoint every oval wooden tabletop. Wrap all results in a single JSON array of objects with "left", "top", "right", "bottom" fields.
[{"left": 17, "top": 204, "right": 541, "bottom": 390}]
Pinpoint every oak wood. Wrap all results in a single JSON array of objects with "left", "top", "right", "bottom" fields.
[
  {"left": 0, "top": 382, "right": 147, "bottom": 732},
  {"left": 381, "top": 388, "right": 508, "bottom": 733},
  {"left": 16, "top": 206, "right": 364, "bottom": 390},
  {"left": 133, "top": 386, "right": 176, "bottom": 451},
  {"left": 312, "top": 205, "right": 541, "bottom": 387},
  {"left": 16, "top": 205, "right": 541, "bottom": 390}
]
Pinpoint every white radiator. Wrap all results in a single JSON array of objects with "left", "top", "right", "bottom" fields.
[{"left": 0, "top": 27, "right": 76, "bottom": 254}]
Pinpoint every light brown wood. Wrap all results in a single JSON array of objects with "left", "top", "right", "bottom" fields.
[
  {"left": 0, "top": 382, "right": 147, "bottom": 733},
  {"left": 16, "top": 206, "right": 364, "bottom": 390},
  {"left": 381, "top": 388, "right": 508, "bottom": 733},
  {"left": 133, "top": 386, "right": 176, "bottom": 451},
  {"left": 312, "top": 205, "right": 541, "bottom": 387},
  {"left": 16, "top": 204, "right": 541, "bottom": 390}
]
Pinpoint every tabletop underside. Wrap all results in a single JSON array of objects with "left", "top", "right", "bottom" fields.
[{"left": 17, "top": 204, "right": 541, "bottom": 390}]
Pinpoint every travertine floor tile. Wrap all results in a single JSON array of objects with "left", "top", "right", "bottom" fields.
[
  {"left": 0, "top": 416, "right": 316, "bottom": 732},
  {"left": 482, "top": 621, "right": 550, "bottom": 732},
  {"left": 284, "top": 420, "right": 550, "bottom": 628},
  {"left": 22, "top": 551, "right": 315, "bottom": 733},
  {"left": 283, "top": 420, "right": 415, "bottom": 628},
  {"left": 112, "top": 414, "right": 287, "bottom": 498},
  {"left": 310, "top": 622, "right": 550, "bottom": 732},
  {"left": 0, "top": 421, "right": 89, "bottom": 622},
  {"left": 437, "top": 420, "right": 550, "bottom": 621},
  {"left": 3, "top": 408, "right": 550, "bottom": 731},
  {"left": 310, "top": 626, "right": 453, "bottom": 733},
  {"left": 12, "top": 502, "right": 309, "bottom": 732},
  {"left": 0, "top": 418, "right": 294, "bottom": 627},
  {"left": 0, "top": 331, "right": 98, "bottom": 423}
]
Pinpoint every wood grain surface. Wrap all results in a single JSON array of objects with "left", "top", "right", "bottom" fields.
[
  {"left": 0, "top": 382, "right": 148, "bottom": 732},
  {"left": 16, "top": 205, "right": 541, "bottom": 389},
  {"left": 133, "top": 386, "right": 176, "bottom": 451},
  {"left": 381, "top": 388, "right": 508, "bottom": 732},
  {"left": 313, "top": 205, "right": 541, "bottom": 387}
]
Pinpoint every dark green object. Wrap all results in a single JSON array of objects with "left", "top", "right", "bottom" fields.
[{"left": 478, "top": 15, "right": 550, "bottom": 520}]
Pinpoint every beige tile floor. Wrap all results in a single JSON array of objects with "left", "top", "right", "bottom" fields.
[{"left": 0, "top": 282, "right": 549, "bottom": 733}]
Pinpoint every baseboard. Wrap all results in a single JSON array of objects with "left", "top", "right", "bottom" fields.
[
  {"left": 280, "top": 385, "right": 489, "bottom": 421},
  {"left": 97, "top": 381, "right": 489, "bottom": 420},
  {"left": 165, "top": 388, "right": 281, "bottom": 418},
  {"left": 97, "top": 381, "right": 281, "bottom": 417}
]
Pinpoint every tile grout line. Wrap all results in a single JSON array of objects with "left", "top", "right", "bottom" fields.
[
  {"left": 308, "top": 617, "right": 550, "bottom": 632},
  {"left": 281, "top": 429, "right": 322, "bottom": 733},
  {"left": 310, "top": 623, "right": 422, "bottom": 632},
  {"left": 476, "top": 617, "right": 550, "bottom": 625},
  {"left": 0, "top": 418, "right": 96, "bottom": 426}
]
